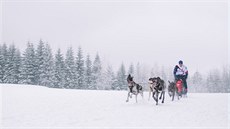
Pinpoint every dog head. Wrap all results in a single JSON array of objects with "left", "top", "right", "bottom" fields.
[
  {"left": 168, "top": 81, "right": 175, "bottom": 91},
  {"left": 149, "top": 77, "right": 160, "bottom": 88}
]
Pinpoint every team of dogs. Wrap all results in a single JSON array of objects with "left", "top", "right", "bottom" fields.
[{"left": 126, "top": 76, "right": 185, "bottom": 105}]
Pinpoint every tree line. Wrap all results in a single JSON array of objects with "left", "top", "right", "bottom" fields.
[
  {"left": 0, "top": 41, "right": 229, "bottom": 92},
  {"left": 0, "top": 40, "right": 124, "bottom": 90}
]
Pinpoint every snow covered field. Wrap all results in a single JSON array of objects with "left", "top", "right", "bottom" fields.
[{"left": 0, "top": 84, "right": 229, "bottom": 129}]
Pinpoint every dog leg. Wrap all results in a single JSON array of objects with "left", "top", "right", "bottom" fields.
[
  {"left": 153, "top": 91, "right": 158, "bottom": 105},
  {"left": 172, "top": 90, "right": 175, "bottom": 101},
  {"left": 169, "top": 92, "right": 172, "bottom": 97},
  {"left": 177, "top": 90, "right": 180, "bottom": 100},
  {"left": 156, "top": 92, "right": 159, "bottom": 105},
  {"left": 148, "top": 90, "right": 151, "bottom": 101},
  {"left": 126, "top": 92, "right": 130, "bottom": 102},
  {"left": 159, "top": 91, "right": 163, "bottom": 100},
  {"left": 152, "top": 92, "right": 155, "bottom": 101},
  {"left": 141, "top": 92, "right": 144, "bottom": 99},
  {"left": 135, "top": 95, "right": 137, "bottom": 103},
  {"left": 162, "top": 91, "right": 165, "bottom": 103}
]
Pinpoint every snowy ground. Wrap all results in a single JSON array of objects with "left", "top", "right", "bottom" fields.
[{"left": 0, "top": 84, "right": 229, "bottom": 129}]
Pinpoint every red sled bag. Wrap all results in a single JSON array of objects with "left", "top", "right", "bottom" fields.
[{"left": 176, "top": 80, "right": 183, "bottom": 93}]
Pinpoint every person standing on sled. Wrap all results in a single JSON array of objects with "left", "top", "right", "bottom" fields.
[
  {"left": 127, "top": 74, "right": 134, "bottom": 93},
  {"left": 173, "top": 60, "right": 188, "bottom": 94}
]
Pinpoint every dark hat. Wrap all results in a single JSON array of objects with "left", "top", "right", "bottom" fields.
[{"left": 179, "top": 60, "right": 183, "bottom": 64}]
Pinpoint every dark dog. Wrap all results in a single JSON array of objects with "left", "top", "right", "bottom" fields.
[
  {"left": 126, "top": 76, "right": 143, "bottom": 103},
  {"left": 149, "top": 77, "right": 166, "bottom": 105},
  {"left": 168, "top": 81, "right": 177, "bottom": 101}
]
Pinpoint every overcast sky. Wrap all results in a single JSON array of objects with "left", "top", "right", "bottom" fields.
[{"left": 1, "top": 0, "right": 229, "bottom": 74}]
